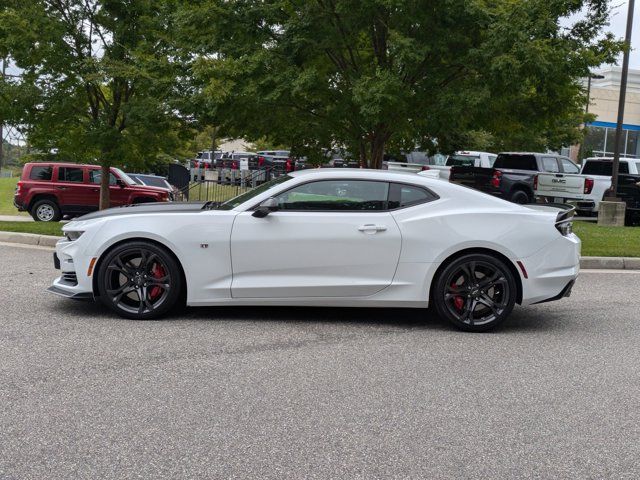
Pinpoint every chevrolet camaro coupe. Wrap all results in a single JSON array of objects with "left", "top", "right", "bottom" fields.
[{"left": 48, "top": 169, "right": 580, "bottom": 332}]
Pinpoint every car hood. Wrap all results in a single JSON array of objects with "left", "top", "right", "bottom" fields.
[{"left": 76, "top": 202, "right": 207, "bottom": 221}]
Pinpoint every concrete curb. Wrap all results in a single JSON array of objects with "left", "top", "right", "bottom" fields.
[
  {"left": 0, "top": 231, "right": 62, "bottom": 247},
  {"left": 0, "top": 230, "right": 639, "bottom": 270}
]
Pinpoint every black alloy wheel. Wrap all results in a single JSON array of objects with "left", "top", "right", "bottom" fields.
[
  {"left": 97, "top": 241, "right": 182, "bottom": 319},
  {"left": 433, "top": 254, "right": 517, "bottom": 332}
]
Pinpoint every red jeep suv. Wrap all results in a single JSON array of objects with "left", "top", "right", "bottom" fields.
[{"left": 14, "top": 162, "right": 170, "bottom": 221}]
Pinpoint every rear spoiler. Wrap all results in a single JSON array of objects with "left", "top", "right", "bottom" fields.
[{"left": 523, "top": 203, "right": 576, "bottom": 223}]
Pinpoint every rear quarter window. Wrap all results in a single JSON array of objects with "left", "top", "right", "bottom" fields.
[
  {"left": 582, "top": 161, "right": 629, "bottom": 175},
  {"left": 28, "top": 165, "right": 53, "bottom": 181},
  {"left": 388, "top": 183, "right": 438, "bottom": 209},
  {"left": 493, "top": 154, "right": 538, "bottom": 170}
]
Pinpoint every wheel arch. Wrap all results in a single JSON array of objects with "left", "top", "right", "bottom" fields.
[
  {"left": 428, "top": 247, "right": 523, "bottom": 306},
  {"left": 91, "top": 236, "right": 187, "bottom": 300},
  {"left": 508, "top": 183, "right": 533, "bottom": 200},
  {"left": 28, "top": 193, "right": 60, "bottom": 211}
]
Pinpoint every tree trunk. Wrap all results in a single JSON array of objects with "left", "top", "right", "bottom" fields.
[
  {"left": 358, "top": 139, "right": 367, "bottom": 168},
  {"left": 370, "top": 129, "right": 389, "bottom": 169},
  {"left": 210, "top": 126, "right": 219, "bottom": 152},
  {"left": 99, "top": 164, "right": 111, "bottom": 210}
]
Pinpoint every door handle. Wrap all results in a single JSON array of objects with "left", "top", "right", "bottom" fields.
[
  {"left": 91, "top": 188, "right": 99, "bottom": 192},
  {"left": 358, "top": 224, "right": 387, "bottom": 233},
  {"left": 56, "top": 186, "right": 68, "bottom": 190}
]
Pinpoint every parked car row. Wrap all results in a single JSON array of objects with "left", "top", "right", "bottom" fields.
[
  {"left": 14, "top": 162, "right": 172, "bottom": 221},
  {"left": 447, "top": 152, "right": 640, "bottom": 222},
  {"left": 534, "top": 157, "right": 640, "bottom": 216}
]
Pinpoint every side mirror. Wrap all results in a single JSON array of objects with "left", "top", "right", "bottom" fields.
[
  {"left": 116, "top": 178, "right": 126, "bottom": 188},
  {"left": 252, "top": 197, "right": 279, "bottom": 218}
]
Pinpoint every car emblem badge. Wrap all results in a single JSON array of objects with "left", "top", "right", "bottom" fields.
[{"left": 200, "top": 243, "right": 209, "bottom": 249}]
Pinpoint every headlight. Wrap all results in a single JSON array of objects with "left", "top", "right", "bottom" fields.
[{"left": 65, "top": 230, "right": 84, "bottom": 241}]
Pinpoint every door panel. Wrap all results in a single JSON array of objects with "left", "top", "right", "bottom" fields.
[{"left": 230, "top": 211, "right": 402, "bottom": 298}]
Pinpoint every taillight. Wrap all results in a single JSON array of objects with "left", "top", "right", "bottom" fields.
[
  {"left": 584, "top": 177, "right": 594, "bottom": 194},
  {"left": 285, "top": 158, "right": 293, "bottom": 172},
  {"left": 491, "top": 170, "right": 502, "bottom": 188},
  {"left": 258, "top": 156, "right": 265, "bottom": 167},
  {"left": 449, "top": 168, "right": 455, "bottom": 182},
  {"left": 533, "top": 175, "right": 538, "bottom": 191},
  {"left": 231, "top": 160, "right": 238, "bottom": 170},
  {"left": 421, "top": 165, "right": 430, "bottom": 171},
  {"left": 15, "top": 181, "right": 23, "bottom": 195}
]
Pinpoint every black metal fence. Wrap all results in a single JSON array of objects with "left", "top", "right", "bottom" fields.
[{"left": 177, "top": 166, "right": 281, "bottom": 202}]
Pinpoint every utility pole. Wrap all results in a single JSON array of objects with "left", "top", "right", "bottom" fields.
[
  {"left": 585, "top": 73, "right": 605, "bottom": 114},
  {"left": 0, "top": 58, "right": 4, "bottom": 174},
  {"left": 609, "top": 0, "right": 635, "bottom": 200}
]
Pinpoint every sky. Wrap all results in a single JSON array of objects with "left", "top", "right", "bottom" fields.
[{"left": 607, "top": 1, "right": 638, "bottom": 68}]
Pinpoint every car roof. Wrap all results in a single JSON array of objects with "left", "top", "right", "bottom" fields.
[{"left": 289, "top": 168, "right": 445, "bottom": 185}]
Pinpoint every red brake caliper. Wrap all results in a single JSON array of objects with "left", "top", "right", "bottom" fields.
[
  {"left": 451, "top": 283, "right": 464, "bottom": 311},
  {"left": 149, "top": 263, "right": 165, "bottom": 300}
]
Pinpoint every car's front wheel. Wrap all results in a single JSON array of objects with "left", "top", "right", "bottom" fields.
[
  {"left": 97, "top": 241, "right": 183, "bottom": 319},
  {"left": 31, "top": 199, "right": 61, "bottom": 222},
  {"left": 432, "top": 253, "right": 517, "bottom": 332}
]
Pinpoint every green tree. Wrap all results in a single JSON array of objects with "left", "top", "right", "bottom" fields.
[
  {"left": 177, "top": 0, "right": 620, "bottom": 167},
  {"left": 0, "top": 0, "right": 185, "bottom": 208}
]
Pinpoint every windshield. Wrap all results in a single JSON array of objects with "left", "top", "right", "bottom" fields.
[
  {"left": 112, "top": 168, "right": 137, "bottom": 186},
  {"left": 215, "top": 175, "right": 293, "bottom": 210}
]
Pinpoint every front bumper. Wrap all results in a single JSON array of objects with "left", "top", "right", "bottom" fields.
[{"left": 47, "top": 238, "right": 95, "bottom": 301}]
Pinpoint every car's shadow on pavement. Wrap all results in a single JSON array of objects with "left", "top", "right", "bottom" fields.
[{"left": 50, "top": 298, "right": 566, "bottom": 334}]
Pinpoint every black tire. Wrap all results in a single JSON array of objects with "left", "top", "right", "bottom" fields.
[
  {"left": 432, "top": 253, "right": 517, "bottom": 332},
  {"left": 31, "top": 199, "right": 62, "bottom": 222},
  {"left": 96, "top": 241, "right": 183, "bottom": 320},
  {"left": 509, "top": 189, "right": 531, "bottom": 205}
]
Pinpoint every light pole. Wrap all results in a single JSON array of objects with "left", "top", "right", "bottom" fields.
[
  {"left": 609, "top": 0, "right": 635, "bottom": 200},
  {"left": 585, "top": 73, "right": 605, "bottom": 114}
]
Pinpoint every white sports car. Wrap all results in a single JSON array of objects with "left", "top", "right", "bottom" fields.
[{"left": 48, "top": 169, "right": 580, "bottom": 331}]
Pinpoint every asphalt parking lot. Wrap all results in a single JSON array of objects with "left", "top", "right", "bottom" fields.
[{"left": 1, "top": 243, "right": 639, "bottom": 479}]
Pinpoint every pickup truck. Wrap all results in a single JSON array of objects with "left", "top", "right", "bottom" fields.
[
  {"left": 618, "top": 174, "right": 640, "bottom": 225},
  {"left": 450, "top": 152, "right": 579, "bottom": 204},
  {"left": 534, "top": 157, "right": 640, "bottom": 215},
  {"left": 428, "top": 151, "right": 497, "bottom": 180}
]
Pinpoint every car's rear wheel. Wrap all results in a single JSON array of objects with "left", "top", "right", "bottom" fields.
[
  {"left": 510, "top": 190, "right": 530, "bottom": 204},
  {"left": 432, "top": 253, "right": 517, "bottom": 332},
  {"left": 31, "top": 199, "right": 62, "bottom": 222},
  {"left": 97, "top": 241, "right": 182, "bottom": 320}
]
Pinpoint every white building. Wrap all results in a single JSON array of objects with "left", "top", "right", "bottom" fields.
[{"left": 581, "top": 67, "right": 640, "bottom": 159}]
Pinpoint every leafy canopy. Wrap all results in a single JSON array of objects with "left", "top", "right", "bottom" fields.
[{"left": 177, "top": 0, "right": 621, "bottom": 167}]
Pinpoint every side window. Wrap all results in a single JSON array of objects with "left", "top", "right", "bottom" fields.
[
  {"left": 274, "top": 180, "right": 389, "bottom": 211},
  {"left": 58, "top": 167, "right": 84, "bottom": 183},
  {"left": 89, "top": 170, "right": 118, "bottom": 185},
  {"left": 29, "top": 165, "right": 53, "bottom": 181},
  {"left": 388, "top": 183, "right": 438, "bottom": 209},
  {"left": 560, "top": 158, "right": 580, "bottom": 174},
  {"left": 542, "top": 157, "right": 560, "bottom": 173},
  {"left": 619, "top": 162, "right": 629, "bottom": 174}
]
